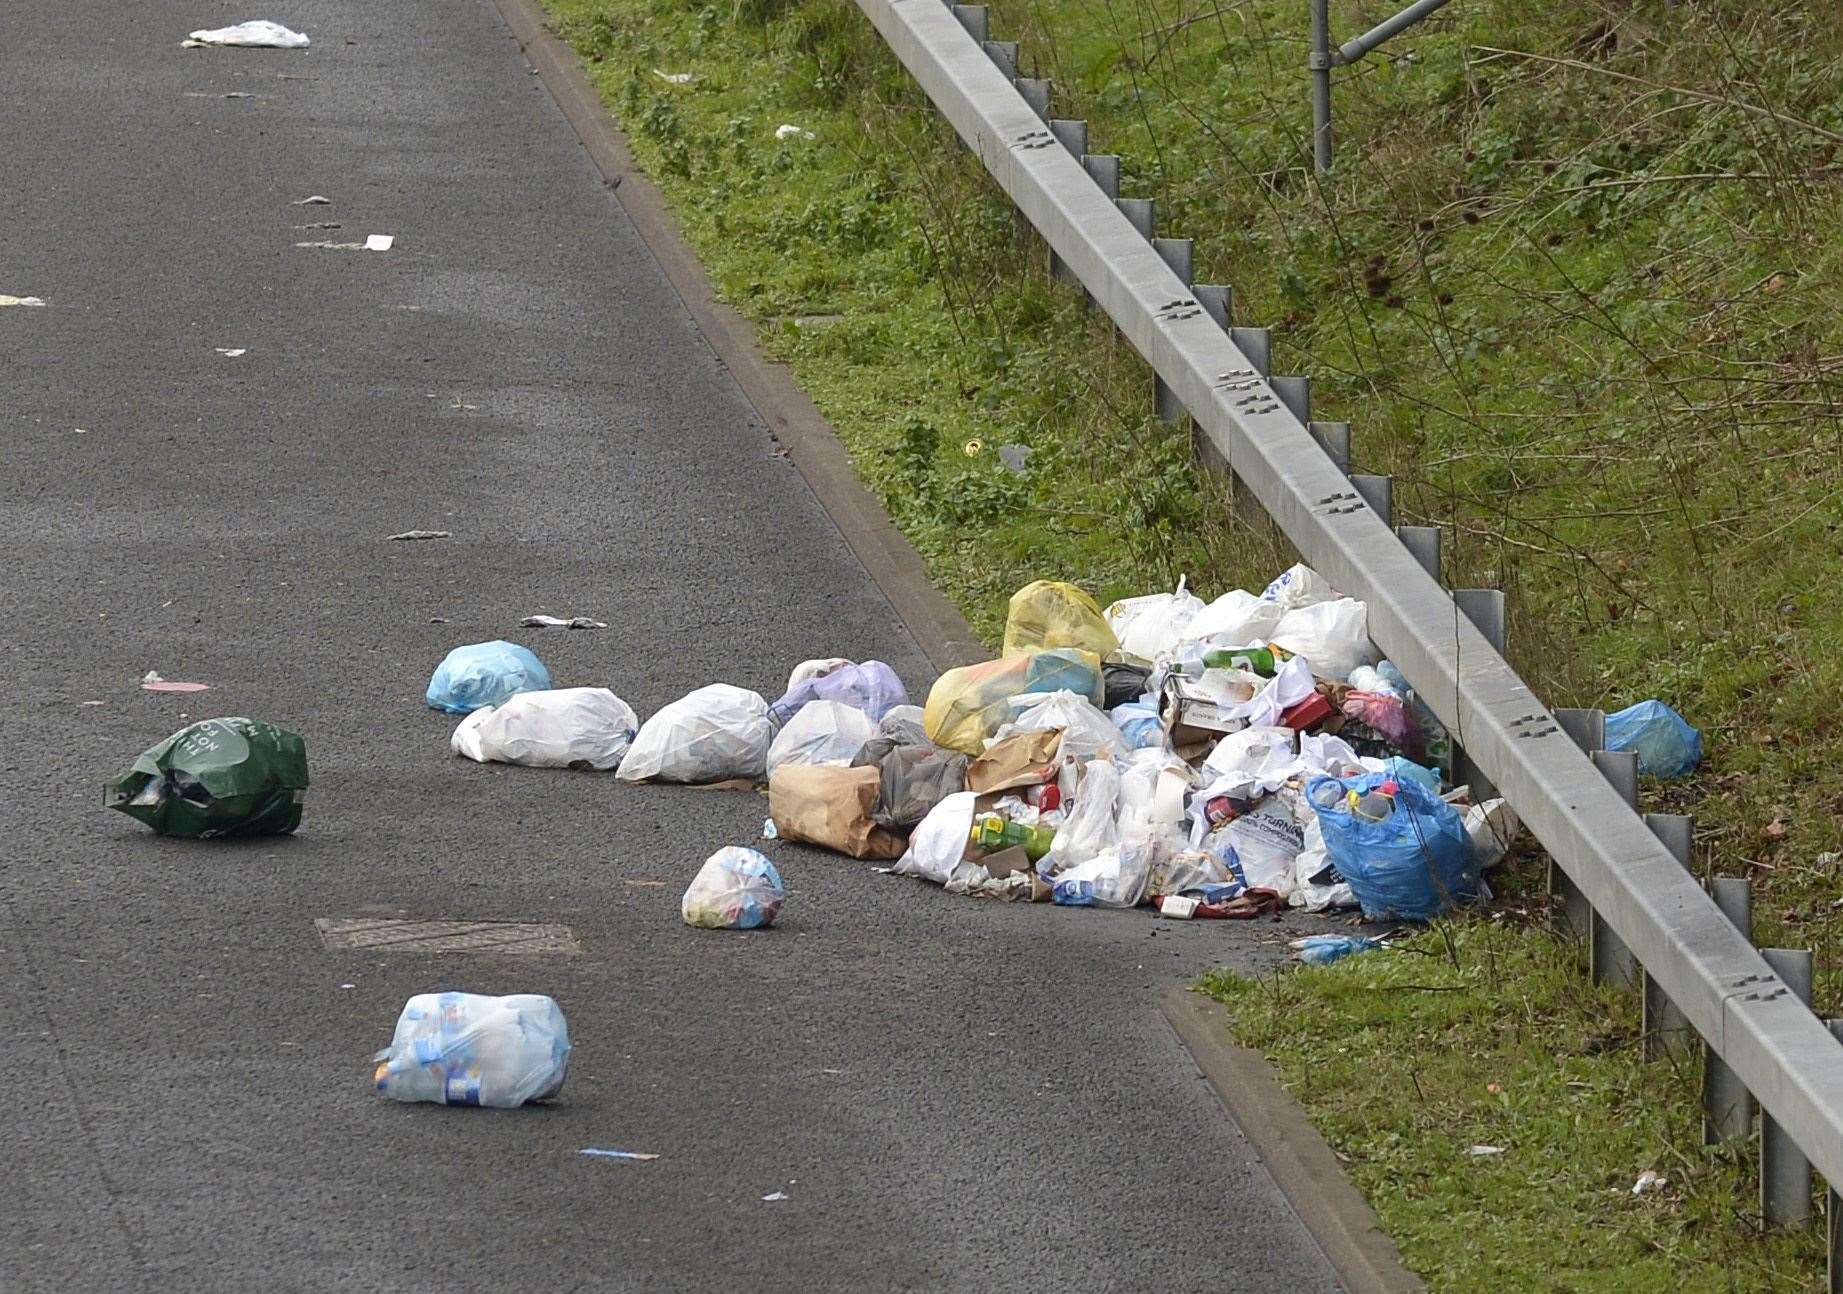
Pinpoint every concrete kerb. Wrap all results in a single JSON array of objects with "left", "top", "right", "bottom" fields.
[
  {"left": 485, "top": 0, "right": 985, "bottom": 674},
  {"left": 490, "top": 1, "right": 1416, "bottom": 1281},
  {"left": 1163, "top": 988, "right": 1425, "bottom": 1293}
]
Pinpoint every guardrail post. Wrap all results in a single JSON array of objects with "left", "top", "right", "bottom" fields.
[
  {"left": 1588, "top": 749, "right": 1641, "bottom": 990},
  {"left": 1047, "top": 121, "right": 1088, "bottom": 286},
  {"left": 1308, "top": 421, "right": 1350, "bottom": 475},
  {"left": 980, "top": 39, "right": 1017, "bottom": 78},
  {"left": 1397, "top": 525, "right": 1439, "bottom": 579},
  {"left": 1704, "top": 876, "right": 1755, "bottom": 1143},
  {"left": 1228, "top": 326, "right": 1270, "bottom": 376},
  {"left": 1016, "top": 77, "right": 1050, "bottom": 121},
  {"left": 1153, "top": 238, "right": 1194, "bottom": 423},
  {"left": 1270, "top": 376, "right": 1310, "bottom": 425},
  {"left": 1829, "top": 1018, "right": 1843, "bottom": 1291},
  {"left": 1550, "top": 709, "right": 1601, "bottom": 943},
  {"left": 1641, "top": 812, "right": 1695, "bottom": 1060},
  {"left": 1350, "top": 474, "right": 1392, "bottom": 525},
  {"left": 1449, "top": 589, "right": 1504, "bottom": 800},
  {"left": 950, "top": 4, "right": 988, "bottom": 40},
  {"left": 1761, "top": 948, "right": 1815, "bottom": 1227}
]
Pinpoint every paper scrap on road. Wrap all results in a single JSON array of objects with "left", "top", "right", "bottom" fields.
[
  {"left": 141, "top": 671, "right": 212, "bottom": 694},
  {"left": 296, "top": 235, "right": 393, "bottom": 252},
  {"left": 216, "top": 348, "right": 247, "bottom": 357},
  {"left": 292, "top": 222, "right": 340, "bottom": 230},
  {"left": 388, "top": 529, "right": 451, "bottom": 541},
  {"left": 364, "top": 234, "right": 394, "bottom": 251},
  {"left": 579, "top": 1148, "right": 660, "bottom": 1161},
  {"left": 520, "top": 614, "right": 608, "bottom": 629},
  {"left": 761, "top": 1191, "right": 790, "bottom": 1202},
  {"left": 0, "top": 295, "right": 46, "bottom": 307},
  {"left": 184, "top": 21, "right": 310, "bottom": 49},
  {"left": 291, "top": 195, "right": 331, "bottom": 205}
]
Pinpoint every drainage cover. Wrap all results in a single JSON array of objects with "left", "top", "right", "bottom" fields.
[{"left": 315, "top": 918, "right": 580, "bottom": 954}]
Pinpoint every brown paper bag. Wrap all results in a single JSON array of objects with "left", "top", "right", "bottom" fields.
[
  {"left": 768, "top": 765, "right": 906, "bottom": 860},
  {"left": 965, "top": 729, "right": 1062, "bottom": 794}
]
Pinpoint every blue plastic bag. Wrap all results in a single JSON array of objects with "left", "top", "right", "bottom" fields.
[
  {"left": 1306, "top": 773, "right": 1480, "bottom": 920},
  {"left": 426, "top": 641, "right": 552, "bottom": 715},
  {"left": 1605, "top": 700, "right": 1701, "bottom": 778},
  {"left": 767, "top": 660, "right": 908, "bottom": 729},
  {"left": 1290, "top": 934, "right": 1379, "bottom": 966},
  {"left": 1110, "top": 699, "right": 1162, "bottom": 749}
]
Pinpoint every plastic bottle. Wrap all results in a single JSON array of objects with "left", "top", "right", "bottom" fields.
[
  {"left": 969, "top": 813, "right": 1056, "bottom": 861},
  {"left": 1347, "top": 779, "right": 1399, "bottom": 822}
]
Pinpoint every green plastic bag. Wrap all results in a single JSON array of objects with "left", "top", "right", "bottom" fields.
[{"left": 105, "top": 718, "right": 309, "bottom": 838}]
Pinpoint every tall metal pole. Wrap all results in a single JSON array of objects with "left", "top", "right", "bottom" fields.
[{"left": 1309, "top": 0, "right": 1333, "bottom": 176}]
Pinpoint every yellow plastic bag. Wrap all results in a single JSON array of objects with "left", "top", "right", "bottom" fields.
[
  {"left": 922, "top": 648, "right": 1103, "bottom": 755},
  {"left": 1002, "top": 581, "right": 1118, "bottom": 659}
]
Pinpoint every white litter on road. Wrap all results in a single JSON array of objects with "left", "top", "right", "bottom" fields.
[
  {"left": 388, "top": 529, "right": 451, "bottom": 541},
  {"left": 0, "top": 295, "right": 46, "bottom": 307},
  {"left": 775, "top": 124, "right": 815, "bottom": 141},
  {"left": 520, "top": 614, "right": 608, "bottom": 630},
  {"left": 183, "top": 21, "right": 310, "bottom": 49},
  {"left": 291, "top": 195, "right": 332, "bottom": 205},
  {"left": 363, "top": 234, "right": 394, "bottom": 251},
  {"left": 761, "top": 1191, "right": 790, "bottom": 1202},
  {"left": 296, "top": 237, "right": 393, "bottom": 252},
  {"left": 215, "top": 348, "right": 247, "bottom": 357}
]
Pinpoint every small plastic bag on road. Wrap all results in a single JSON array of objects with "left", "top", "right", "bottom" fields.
[
  {"left": 451, "top": 687, "right": 638, "bottom": 770},
  {"left": 767, "top": 660, "right": 908, "bottom": 729},
  {"left": 1306, "top": 773, "right": 1480, "bottom": 920},
  {"left": 184, "top": 20, "right": 310, "bottom": 48},
  {"left": 681, "top": 846, "right": 785, "bottom": 929},
  {"left": 617, "top": 684, "right": 772, "bottom": 784},
  {"left": 765, "top": 700, "right": 877, "bottom": 774},
  {"left": 768, "top": 764, "right": 906, "bottom": 859},
  {"left": 105, "top": 717, "right": 308, "bottom": 837},
  {"left": 1002, "top": 580, "right": 1119, "bottom": 658},
  {"left": 372, "top": 992, "right": 571, "bottom": 1108},
  {"left": 1605, "top": 699, "right": 1701, "bottom": 778},
  {"left": 426, "top": 641, "right": 552, "bottom": 715}
]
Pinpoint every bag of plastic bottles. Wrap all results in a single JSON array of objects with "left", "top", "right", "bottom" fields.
[
  {"left": 922, "top": 648, "right": 1102, "bottom": 755},
  {"left": 617, "top": 684, "right": 772, "bottom": 784},
  {"left": 681, "top": 846, "right": 785, "bottom": 929},
  {"left": 105, "top": 717, "right": 309, "bottom": 838},
  {"left": 451, "top": 687, "right": 638, "bottom": 770},
  {"left": 767, "top": 660, "right": 908, "bottom": 729},
  {"left": 425, "top": 641, "right": 552, "bottom": 715},
  {"left": 1305, "top": 773, "right": 1481, "bottom": 920},
  {"left": 1002, "top": 580, "right": 1119, "bottom": 659},
  {"left": 766, "top": 699, "right": 878, "bottom": 774},
  {"left": 1605, "top": 700, "right": 1701, "bottom": 778},
  {"left": 372, "top": 992, "right": 571, "bottom": 1108}
]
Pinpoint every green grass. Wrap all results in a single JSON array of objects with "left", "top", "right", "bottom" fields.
[
  {"left": 1201, "top": 914, "right": 1822, "bottom": 1291},
  {"left": 540, "top": 0, "right": 1843, "bottom": 1283}
]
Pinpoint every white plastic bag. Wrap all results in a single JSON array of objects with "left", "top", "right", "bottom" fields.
[
  {"left": 1213, "top": 795, "right": 1304, "bottom": 895},
  {"left": 765, "top": 700, "right": 876, "bottom": 774},
  {"left": 990, "top": 690, "right": 1124, "bottom": 765},
  {"left": 1270, "top": 598, "right": 1374, "bottom": 679},
  {"left": 681, "top": 847, "right": 785, "bottom": 929},
  {"left": 617, "top": 684, "right": 771, "bottom": 783},
  {"left": 1290, "top": 813, "right": 1357, "bottom": 912},
  {"left": 451, "top": 687, "right": 638, "bottom": 770},
  {"left": 1105, "top": 578, "right": 1204, "bottom": 661},
  {"left": 1465, "top": 798, "right": 1520, "bottom": 869},
  {"left": 1259, "top": 563, "right": 1336, "bottom": 610},
  {"left": 1183, "top": 589, "right": 1284, "bottom": 647},
  {"left": 185, "top": 20, "right": 310, "bottom": 47},
  {"left": 1200, "top": 726, "right": 1299, "bottom": 793},
  {"left": 893, "top": 791, "right": 978, "bottom": 885},
  {"left": 372, "top": 992, "right": 571, "bottom": 1108}
]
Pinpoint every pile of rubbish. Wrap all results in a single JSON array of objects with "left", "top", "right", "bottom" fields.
[{"left": 104, "top": 563, "right": 1717, "bottom": 1107}]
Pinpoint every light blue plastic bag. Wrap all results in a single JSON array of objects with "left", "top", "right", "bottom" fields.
[
  {"left": 1110, "top": 699, "right": 1162, "bottom": 749},
  {"left": 1605, "top": 700, "right": 1701, "bottom": 778},
  {"left": 1306, "top": 773, "right": 1481, "bottom": 921},
  {"left": 426, "top": 641, "right": 552, "bottom": 715}
]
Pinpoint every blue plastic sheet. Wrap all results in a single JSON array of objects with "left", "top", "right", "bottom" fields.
[
  {"left": 1605, "top": 700, "right": 1701, "bottom": 778},
  {"left": 1306, "top": 773, "right": 1481, "bottom": 921},
  {"left": 425, "top": 641, "right": 552, "bottom": 715}
]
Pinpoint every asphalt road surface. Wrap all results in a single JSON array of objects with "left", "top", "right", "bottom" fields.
[{"left": 1, "top": 0, "right": 1346, "bottom": 1289}]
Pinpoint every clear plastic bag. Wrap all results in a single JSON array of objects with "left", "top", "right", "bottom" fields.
[
  {"left": 1002, "top": 580, "right": 1118, "bottom": 658},
  {"left": 1184, "top": 588, "right": 1285, "bottom": 647},
  {"left": 1104, "top": 578, "right": 1204, "bottom": 661},
  {"left": 1259, "top": 563, "right": 1336, "bottom": 610},
  {"left": 1605, "top": 700, "right": 1701, "bottom": 778},
  {"left": 451, "top": 687, "right": 638, "bottom": 770},
  {"left": 372, "top": 992, "right": 571, "bottom": 1108},
  {"left": 991, "top": 689, "right": 1124, "bottom": 765},
  {"left": 616, "top": 684, "right": 771, "bottom": 784},
  {"left": 765, "top": 700, "right": 877, "bottom": 774},
  {"left": 785, "top": 657, "right": 854, "bottom": 693},
  {"left": 1306, "top": 773, "right": 1480, "bottom": 920},
  {"left": 1040, "top": 759, "right": 1121, "bottom": 878},
  {"left": 922, "top": 649, "right": 1102, "bottom": 755},
  {"left": 425, "top": 641, "right": 552, "bottom": 715},
  {"left": 681, "top": 846, "right": 785, "bottom": 929},
  {"left": 767, "top": 660, "right": 908, "bottom": 729}
]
